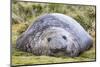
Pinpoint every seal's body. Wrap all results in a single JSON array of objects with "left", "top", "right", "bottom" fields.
[{"left": 16, "top": 13, "right": 93, "bottom": 57}]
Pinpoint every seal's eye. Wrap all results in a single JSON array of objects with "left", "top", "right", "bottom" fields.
[
  {"left": 62, "top": 36, "right": 67, "bottom": 40},
  {"left": 47, "top": 38, "right": 51, "bottom": 42}
]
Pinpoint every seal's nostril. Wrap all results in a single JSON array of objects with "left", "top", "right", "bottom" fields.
[
  {"left": 62, "top": 36, "right": 67, "bottom": 40},
  {"left": 47, "top": 38, "right": 51, "bottom": 42}
]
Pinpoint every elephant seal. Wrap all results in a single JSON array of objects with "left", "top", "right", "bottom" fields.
[{"left": 16, "top": 13, "right": 93, "bottom": 57}]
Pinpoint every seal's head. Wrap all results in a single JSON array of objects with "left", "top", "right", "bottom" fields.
[{"left": 33, "top": 27, "right": 80, "bottom": 57}]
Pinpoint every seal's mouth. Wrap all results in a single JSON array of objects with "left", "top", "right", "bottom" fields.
[
  {"left": 50, "top": 48, "right": 66, "bottom": 53},
  {"left": 49, "top": 46, "right": 67, "bottom": 56},
  {"left": 49, "top": 48, "right": 67, "bottom": 56}
]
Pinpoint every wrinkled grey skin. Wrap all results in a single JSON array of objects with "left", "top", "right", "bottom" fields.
[{"left": 16, "top": 13, "right": 93, "bottom": 57}]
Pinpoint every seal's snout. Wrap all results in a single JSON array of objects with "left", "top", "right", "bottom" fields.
[{"left": 47, "top": 34, "right": 68, "bottom": 54}]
